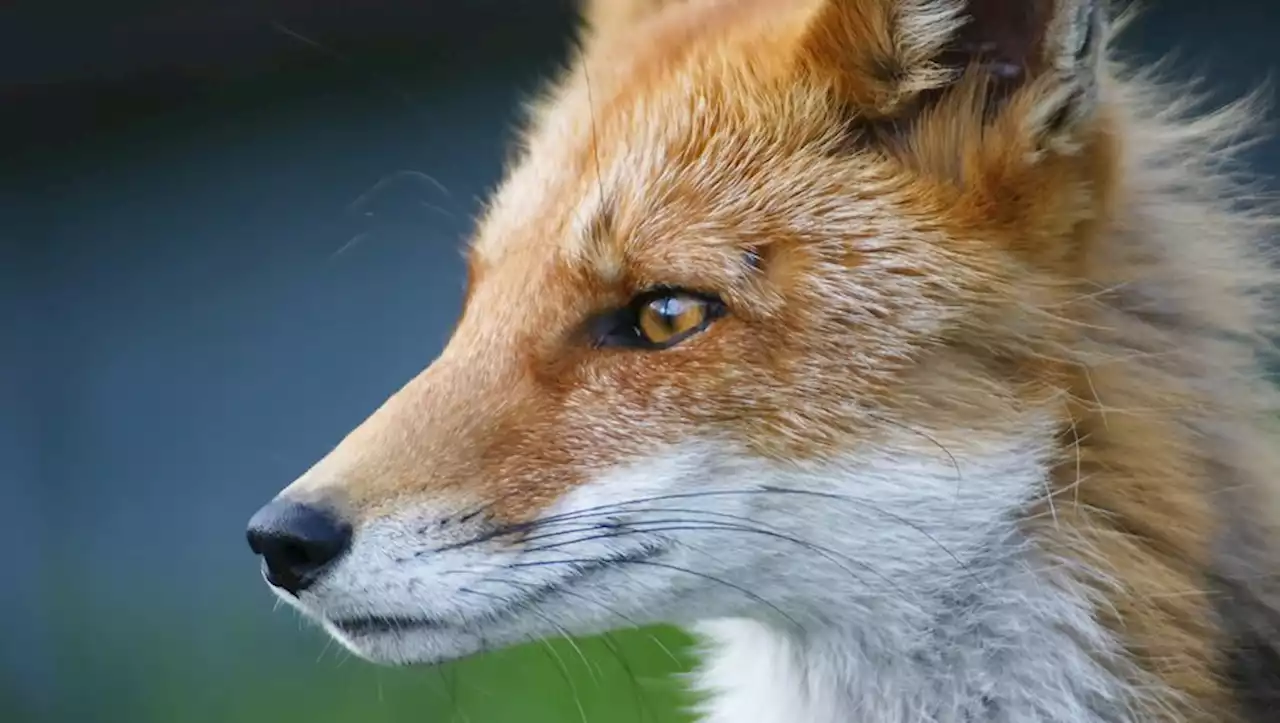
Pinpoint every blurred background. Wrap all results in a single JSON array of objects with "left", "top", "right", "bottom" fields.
[{"left": 1, "top": 1, "right": 1277, "bottom": 722}]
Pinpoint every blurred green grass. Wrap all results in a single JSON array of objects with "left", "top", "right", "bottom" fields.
[{"left": 22, "top": 580, "right": 699, "bottom": 723}]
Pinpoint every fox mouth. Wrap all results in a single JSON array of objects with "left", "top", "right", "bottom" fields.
[
  {"left": 327, "top": 543, "right": 667, "bottom": 638},
  {"left": 330, "top": 614, "right": 442, "bottom": 636}
]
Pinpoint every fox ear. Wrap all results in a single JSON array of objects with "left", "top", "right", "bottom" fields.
[{"left": 801, "top": 0, "right": 1106, "bottom": 128}]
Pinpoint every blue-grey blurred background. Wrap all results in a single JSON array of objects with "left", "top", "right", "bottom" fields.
[{"left": 2, "top": 1, "right": 1276, "bottom": 722}]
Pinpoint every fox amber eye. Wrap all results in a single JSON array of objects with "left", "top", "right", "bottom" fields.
[
  {"left": 589, "top": 288, "right": 724, "bottom": 350},
  {"left": 637, "top": 294, "right": 714, "bottom": 346}
]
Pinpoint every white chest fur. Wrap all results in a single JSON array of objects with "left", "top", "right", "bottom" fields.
[{"left": 688, "top": 549, "right": 1151, "bottom": 723}]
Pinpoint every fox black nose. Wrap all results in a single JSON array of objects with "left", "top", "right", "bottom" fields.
[{"left": 246, "top": 500, "right": 351, "bottom": 595}]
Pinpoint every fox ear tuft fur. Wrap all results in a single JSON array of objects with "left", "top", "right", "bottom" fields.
[{"left": 801, "top": 0, "right": 1106, "bottom": 133}]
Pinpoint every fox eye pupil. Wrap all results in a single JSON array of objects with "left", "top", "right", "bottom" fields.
[
  {"left": 638, "top": 296, "right": 707, "bottom": 344},
  {"left": 591, "top": 290, "right": 723, "bottom": 350}
]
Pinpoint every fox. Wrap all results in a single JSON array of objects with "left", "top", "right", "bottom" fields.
[{"left": 245, "top": 0, "right": 1280, "bottom": 721}]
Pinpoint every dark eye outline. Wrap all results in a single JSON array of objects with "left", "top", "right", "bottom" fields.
[{"left": 587, "top": 286, "right": 727, "bottom": 351}]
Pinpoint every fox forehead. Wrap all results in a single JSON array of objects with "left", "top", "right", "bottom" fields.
[
  {"left": 468, "top": 0, "right": 850, "bottom": 280},
  {"left": 463, "top": 0, "right": 1031, "bottom": 332}
]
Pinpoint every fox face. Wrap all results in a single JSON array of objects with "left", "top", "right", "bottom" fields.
[{"left": 247, "top": 1, "right": 1280, "bottom": 720}]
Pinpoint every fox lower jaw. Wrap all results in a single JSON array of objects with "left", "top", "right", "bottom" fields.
[{"left": 275, "top": 537, "right": 678, "bottom": 667}]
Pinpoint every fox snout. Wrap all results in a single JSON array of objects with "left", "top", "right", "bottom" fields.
[
  {"left": 242, "top": 309, "right": 595, "bottom": 601},
  {"left": 243, "top": 351, "right": 493, "bottom": 598}
]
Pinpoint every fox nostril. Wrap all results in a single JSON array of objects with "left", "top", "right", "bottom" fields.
[{"left": 246, "top": 500, "right": 351, "bottom": 596}]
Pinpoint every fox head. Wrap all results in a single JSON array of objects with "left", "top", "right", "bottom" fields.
[{"left": 245, "top": 0, "right": 1276, "bottom": 697}]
